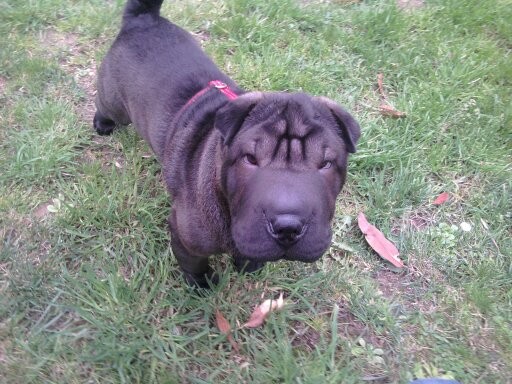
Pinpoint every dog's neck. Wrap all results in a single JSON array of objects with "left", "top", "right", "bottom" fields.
[{"left": 182, "top": 81, "right": 239, "bottom": 111}]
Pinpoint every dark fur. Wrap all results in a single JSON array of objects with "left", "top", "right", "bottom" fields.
[{"left": 95, "top": 0, "right": 361, "bottom": 287}]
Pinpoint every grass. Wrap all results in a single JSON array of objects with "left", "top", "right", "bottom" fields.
[{"left": 0, "top": 0, "right": 511, "bottom": 382}]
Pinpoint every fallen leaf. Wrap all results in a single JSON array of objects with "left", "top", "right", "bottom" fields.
[
  {"left": 377, "top": 73, "right": 386, "bottom": 99},
  {"left": 215, "top": 309, "right": 231, "bottom": 334},
  {"left": 379, "top": 103, "right": 406, "bottom": 118},
  {"left": 215, "top": 310, "right": 239, "bottom": 352},
  {"left": 376, "top": 73, "right": 406, "bottom": 118},
  {"left": 357, "top": 213, "right": 404, "bottom": 268},
  {"left": 46, "top": 197, "right": 62, "bottom": 213},
  {"left": 243, "top": 293, "right": 285, "bottom": 328},
  {"left": 433, "top": 192, "right": 449, "bottom": 205}
]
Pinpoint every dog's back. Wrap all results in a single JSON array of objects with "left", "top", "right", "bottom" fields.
[{"left": 94, "top": 0, "right": 236, "bottom": 157}]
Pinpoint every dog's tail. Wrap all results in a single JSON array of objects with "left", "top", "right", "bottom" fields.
[{"left": 123, "top": 0, "right": 164, "bottom": 21}]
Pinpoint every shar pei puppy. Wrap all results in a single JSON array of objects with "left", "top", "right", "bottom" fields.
[{"left": 94, "top": 0, "right": 361, "bottom": 287}]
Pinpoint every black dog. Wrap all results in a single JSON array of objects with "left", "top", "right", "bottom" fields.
[{"left": 94, "top": 0, "right": 360, "bottom": 287}]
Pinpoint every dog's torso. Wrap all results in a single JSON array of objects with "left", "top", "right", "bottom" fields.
[{"left": 96, "top": 15, "right": 240, "bottom": 159}]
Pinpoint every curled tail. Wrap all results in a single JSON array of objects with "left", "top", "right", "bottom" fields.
[{"left": 123, "top": 0, "right": 164, "bottom": 20}]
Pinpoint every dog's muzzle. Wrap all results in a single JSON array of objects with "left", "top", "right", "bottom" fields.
[{"left": 267, "top": 214, "right": 307, "bottom": 248}]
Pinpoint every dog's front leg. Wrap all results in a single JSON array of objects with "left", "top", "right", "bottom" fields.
[
  {"left": 168, "top": 211, "right": 216, "bottom": 288},
  {"left": 233, "top": 252, "right": 266, "bottom": 274},
  {"left": 171, "top": 235, "right": 214, "bottom": 288}
]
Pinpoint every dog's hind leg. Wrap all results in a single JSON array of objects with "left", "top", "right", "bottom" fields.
[{"left": 93, "top": 110, "right": 116, "bottom": 136}]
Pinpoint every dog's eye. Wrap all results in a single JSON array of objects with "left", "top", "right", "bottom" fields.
[
  {"left": 243, "top": 154, "right": 258, "bottom": 166},
  {"left": 320, "top": 160, "right": 332, "bottom": 170}
]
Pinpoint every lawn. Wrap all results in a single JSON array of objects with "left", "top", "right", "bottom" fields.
[{"left": 0, "top": 0, "right": 511, "bottom": 383}]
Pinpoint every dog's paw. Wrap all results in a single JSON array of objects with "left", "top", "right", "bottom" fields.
[
  {"left": 93, "top": 111, "right": 115, "bottom": 136},
  {"left": 182, "top": 269, "right": 218, "bottom": 289},
  {"left": 233, "top": 257, "right": 266, "bottom": 274}
]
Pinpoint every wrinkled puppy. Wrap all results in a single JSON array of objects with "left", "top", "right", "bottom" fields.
[{"left": 94, "top": 0, "right": 361, "bottom": 287}]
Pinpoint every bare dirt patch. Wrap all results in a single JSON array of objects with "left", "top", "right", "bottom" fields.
[
  {"left": 391, "top": 206, "right": 438, "bottom": 235},
  {"left": 338, "top": 301, "right": 390, "bottom": 349},
  {"left": 396, "top": 0, "right": 424, "bottom": 11},
  {"left": 42, "top": 29, "right": 79, "bottom": 50},
  {"left": 0, "top": 76, "right": 7, "bottom": 95},
  {"left": 300, "top": 0, "right": 362, "bottom": 5},
  {"left": 33, "top": 201, "right": 53, "bottom": 220},
  {"left": 0, "top": 339, "right": 8, "bottom": 364},
  {"left": 374, "top": 261, "right": 442, "bottom": 314},
  {"left": 290, "top": 322, "right": 321, "bottom": 350},
  {"left": 1, "top": 212, "right": 53, "bottom": 267},
  {"left": 376, "top": 269, "right": 417, "bottom": 301},
  {"left": 39, "top": 29, "right": 98, "bottom": 123},
  {"left": 82, "top": 137, "right": 128, "bottom": 169}
]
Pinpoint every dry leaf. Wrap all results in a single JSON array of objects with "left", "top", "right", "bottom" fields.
[
  {"left": 379, "top": 103, "right": 406, "bottom": 118},
  {"left": 376, "top": 73, "right": 406, "bottom": 118},
  {"left": 215, "top": 310, "right": 239, "bottom": 352},
  {"left": 357, "top": 213, "right": 404, "bottom": 268},
  {"left": 243, "top": 293, "right": 285, "bottom": 328},
  {"left": 215, "top": 309, "right": 231, "bottom": 334},
  {"left": 433, "top": 192, "right": 449, "bottom": 205},
  {"left": 377, "top": 73, "right": 386, "bottom": 99}
]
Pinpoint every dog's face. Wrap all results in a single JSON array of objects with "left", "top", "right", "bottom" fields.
[{"left": 215, "top": 92, "right": 360, "bottom": 262}]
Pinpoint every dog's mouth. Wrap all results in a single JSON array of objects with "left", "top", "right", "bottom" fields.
[
  {"left": 282, "top": 247, "right": 326, "bottom": 263},
  {"left": 237, "top": 240, "right": 327, "bottom": 263},
  {"left": 232, "top": 211, "right": 330, "bottom": 263}
]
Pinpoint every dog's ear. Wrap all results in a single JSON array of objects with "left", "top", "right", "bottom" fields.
[
  {"left": 214, "top": 92, "right": 263, "bottom": 145},
  {"left": 315, "top": 96, "right": 360, "bottom": 153}
]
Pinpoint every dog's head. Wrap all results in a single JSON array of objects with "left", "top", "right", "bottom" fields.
[{"left": 215, "top": 92, "right": 360, "bottom": 262}]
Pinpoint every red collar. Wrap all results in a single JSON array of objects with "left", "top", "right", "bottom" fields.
[{"left": 183, "top": 80, "right": 238, "bottom": 109}]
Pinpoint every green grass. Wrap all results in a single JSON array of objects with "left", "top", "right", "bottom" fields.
[{"left": 1, "top": 0, "right": 511, "bottom": 382}]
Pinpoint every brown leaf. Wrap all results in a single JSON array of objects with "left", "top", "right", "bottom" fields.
[
  {"left": 215, "top": 310, "right": 240, "bottom": 352},
  {"left": 376, "top": 73, "right": 406, "bottom": 117},
  {"left": 433, "top": 192, "right": 449, "bottom": 205},
  {"left": 243, "top": 293, "right": 285, "bottom": 328},
  {"left": 379, "top": 103, "right": 406, "bottom": 118},
  {"left": 377, "top": 73, "right": 386, "bottom": 100},
  {"left": 215, "top": 309, "right": 231, "bottom": 334},
  {"left": 358, "top": 213, "right": 404, "bottom": 268}
]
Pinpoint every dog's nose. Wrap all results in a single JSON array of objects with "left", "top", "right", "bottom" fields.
[{"left": 268, "top": 214, "right": 306, "bottom": 247}]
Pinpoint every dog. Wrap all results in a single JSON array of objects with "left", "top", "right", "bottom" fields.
[{"left": 94, "top": 0, "right": 361, "bottom": 287}]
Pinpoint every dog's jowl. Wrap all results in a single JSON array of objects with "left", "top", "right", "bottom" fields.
[{"left": 95, "top": 0, "right": 361, "bottom": 287}]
